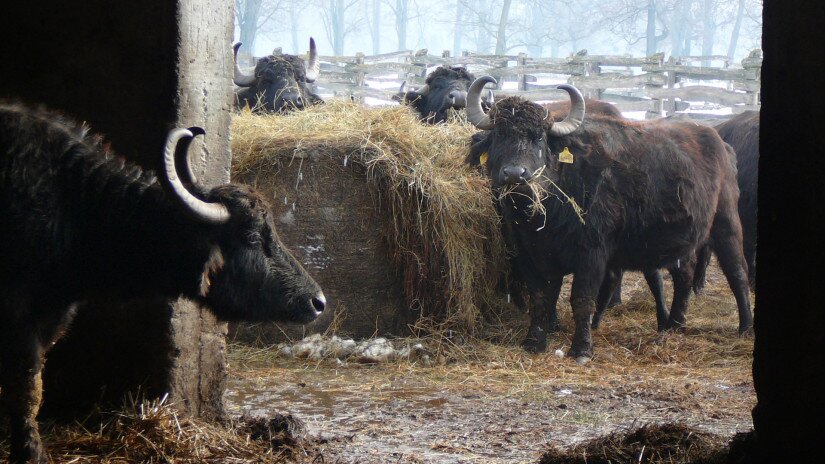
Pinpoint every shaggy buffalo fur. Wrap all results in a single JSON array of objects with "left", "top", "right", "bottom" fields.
[
  {"left": 468, "top": 96, "right": 752, "bottom": 359},
  {"left": 0, "top": 101, "right": 324, "bottom": 463},
  {"left": 236, "top": 54, "right": 323, "bottom": 113},
  {"left": 694, "top": 111, "right": 759, "bottom": 290},
  {"left": 396, "top": 66, "right": 477, "bottom": 124}
]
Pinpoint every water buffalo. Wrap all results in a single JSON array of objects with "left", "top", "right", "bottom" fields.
[
  {"left": 233, "top": 37, "right": 323, "bottom": 113},
  {"left": 693, "top": 111, "right": 759, "bottom": 292},
  {"left": 394, "top": 66, "right": 493, "bottom": 124},
  {"left": 464, "top": 76, "right": 753, "bottom": 362},
  {"left": 0, "top": 101, "right": 326, "bottom": 463}
]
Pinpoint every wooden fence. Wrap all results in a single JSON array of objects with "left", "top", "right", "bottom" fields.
[{"left": 247, "top": 47, "right": 762, "bottom": 119}]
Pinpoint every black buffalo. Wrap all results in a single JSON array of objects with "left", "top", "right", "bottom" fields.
[
  {"left": 394, "top": 66, "right": 493, "bottom": 124},
  {"left": 0, "top": 101, "right": 326, "bottom": 463},
  {"left": 464, "top": 76, "right": 753, "bottom": 362},
  {"left": 693, "top": 111, "right": 759, "bottom": 292},
  {"left": 233, "top": 37, "right": 323, "bottom": 113}
]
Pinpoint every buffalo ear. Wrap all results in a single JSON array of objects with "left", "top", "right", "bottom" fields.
[
  {"left": 466, "top": 132, "right": 492, "bottom": 167},
  {"left": 394, "top": 91, "right": 421, "bottom": 103}
]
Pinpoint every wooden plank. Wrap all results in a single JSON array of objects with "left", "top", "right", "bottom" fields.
[
  {"left": 647, "top": 85, "right": 756, "bottom": 106},
  {"left": 569, "top": 72, "right": 667, "bottom": 89},
  {"left": 643, "top": 63, "right": 759, "bottom": 81}
]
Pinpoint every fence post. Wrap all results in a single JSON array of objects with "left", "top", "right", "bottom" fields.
[
  {"left": 355, "top": 52, "right": 365, "bottom": 103},
  {"left": 442, "top": 50, "right": 450, "bottom": 59},
  {"left": 517, "top": 52, "right": 528, "bottom": 91}
]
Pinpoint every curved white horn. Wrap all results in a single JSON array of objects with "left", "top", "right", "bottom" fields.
[
  {"left": 163, "top": 128, "right": 231, "bottom": 225},
  {"left": 233, "top": 42, "right": 257, "bottom": 87},
  {"left": 305, "top": 37, "right": 320, "bottom": 82},
  {"left": 466, "top": 76, "right": 496, "bottom": 130},
  {"left": 549, "top": 84, "right": 586, "bottom": 136}
]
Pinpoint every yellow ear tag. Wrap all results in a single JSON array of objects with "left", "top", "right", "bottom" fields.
[
  {"left": 479, "top": 152, "right": 489, "bottom": 164},
  {"left": 558, "top": 147, "right": 574, "bottom": 164}
]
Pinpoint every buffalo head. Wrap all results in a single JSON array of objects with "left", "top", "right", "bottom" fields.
[
  {"left": 161, "top": 128, "right": 326, "bottom": 323},
  {"left": 465, "top": 76, "right": 585, "bottom": 190},
  {"left": 233, "top": 38, "right": 323, "bottom": 113},
  {"left": 394, "top": 66, "right": 494, "bottom": 124}
]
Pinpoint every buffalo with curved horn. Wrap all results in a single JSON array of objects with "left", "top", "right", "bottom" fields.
[
  {"left": 233, "top": 37, "right": 323, "bottom": 113},
  {"left": 393, "top": 66, "right": 494, "bottom": 124},
  {"left": 0, "top": 101, "right": 325, "bottom": 463},
  {"left": 465, "top": 76, "right": 752, "bottom": 363}
]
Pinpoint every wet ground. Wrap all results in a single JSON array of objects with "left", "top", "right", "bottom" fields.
[{"left": 226, "top": 266, "right": 755, "bottom": 463}]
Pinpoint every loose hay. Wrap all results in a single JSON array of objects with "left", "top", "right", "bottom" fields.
[
  {"left": 231, "top": 101, "right": 509, "bottom": 335},
  {"left": 0, "top": 395, "right": 320, "bottom": 463},
  {"left": 538, "top": 423, "right": 729, "bottom": 464}
]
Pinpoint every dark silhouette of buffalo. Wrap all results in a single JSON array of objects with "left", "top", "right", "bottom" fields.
[
  {"left": 464, "top": 76, "right": 753, "bottom": 362},
  {"left": 233, "top": 37, "right": 323, "bottom": 113},
  {"left": 0, "top": 101, "right": 326, "bottom": 463},
  {"left": 394, "top": 66, "right": 493, "bottom": 124}
]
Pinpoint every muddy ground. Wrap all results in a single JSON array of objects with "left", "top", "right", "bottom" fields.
[{"left": 226, "top": 262, "right": 755, "bottom": 463}]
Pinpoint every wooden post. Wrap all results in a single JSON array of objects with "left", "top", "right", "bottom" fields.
[
  {"left": 517, "top": 52, "right": 528, "bottom": 91},
  {"left": 355, "top": 52, "right": 365, "bottom": 103}
]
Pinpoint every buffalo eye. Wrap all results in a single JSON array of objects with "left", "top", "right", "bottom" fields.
[{"left": 245, "top": 231, "right": 262, "bottom": 245}]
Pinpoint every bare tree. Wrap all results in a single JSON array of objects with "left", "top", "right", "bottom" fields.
[
  {"left": 235, "top": 0, "right": 286, "bottom": 59},
  {"left": 370, "top": 0, "right": 382, "bottom": 54},
  {"left": 493, "top": 0, "right": 513, "bottom": 55},
  {"left": 317, "top": 0, "right": 362, "bottom": 55},
  {"left": 453, "top": 2, "right": 464, "bottom": 56}
]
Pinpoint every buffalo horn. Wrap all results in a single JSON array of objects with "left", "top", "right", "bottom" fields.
[
  {"left": 417, "top": 84, "right": 430, "bottom": 95},
  {"left": 163, "top": 128, "right": 231, "bottom": 225},
  {"left": 549, "top": 84, "right": 586, "bottom": 136},
  {"left": 466, "top": 76, "right": 496, "bottom": 130},
  {"left": 305, "top": 37, "right": 320, "bottom": 82},
  {"left": 233, "top": 42, "right": 257, "bottom": 87}
]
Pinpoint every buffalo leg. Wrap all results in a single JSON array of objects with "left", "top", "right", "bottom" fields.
[
  {"left": 665, "top": 257, "right": 696, "bottom": 332},
  {"left": 643, "top": 269, "right": 669, "bottom": 331},
  {"left": 606, "top": 272, "right": 623, "bottom": 308},
  {"left": 569, "top": 256, "right": 607, "bottom": 362},
  {"left": 592, "top": 268, "right": 622, "bottom": 330},
  {"left": 712, "top": 219, "right": 754, "bottom": 334},
  {"left": 0, "top": 323, "right": 48, "bottom": 464},
  {"left": 521, "top": 276, "right": 563, "bottom": 353},
  {"left": 692, "top": 244, "right": 713, "bottom": 295}
]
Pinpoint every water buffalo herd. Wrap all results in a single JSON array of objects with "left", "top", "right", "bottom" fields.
[{"left": 1, "top": 40, "right": 758, "bottom": 462}]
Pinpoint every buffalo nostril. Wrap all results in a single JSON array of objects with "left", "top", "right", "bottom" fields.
[
  {"left": 503, "top": 166, "right": 529, "bottom": 184},
  {"left": 311, "top": 293, "right": 326, "bottom": 313}
]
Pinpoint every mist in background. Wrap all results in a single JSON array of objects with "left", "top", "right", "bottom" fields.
[{"left": 234, "top": 0, "right": 762, "bottom": 61}]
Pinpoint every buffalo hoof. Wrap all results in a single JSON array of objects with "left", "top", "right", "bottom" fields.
[
  {"left": 739, "top": 326, "right": 754, "bottom": 338},
  {"left": 664, "top": 320, "right": 687, "bottom": 333},
  {"left": 574, "top": 356, "right": 591, "bottom": 365},
  {"left": 591, "top": 315, "right": 603, "bottom": 330},
  {"left": 521, "top": 329, "right": 547, "bottom": 353},
  {"left": 522, "top": 337, "right": 547, "bottom": 354},
  {"left": 567, "top": 344, "right": 593, "bottom": 362}
]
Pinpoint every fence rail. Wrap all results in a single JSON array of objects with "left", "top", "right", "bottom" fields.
[{"left": 246, "top": 47, "right": 762, "bottom": 119}]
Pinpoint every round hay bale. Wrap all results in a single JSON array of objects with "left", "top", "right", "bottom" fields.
[{"left": 228, "top": 102, "right": 509, "bottom": 343}]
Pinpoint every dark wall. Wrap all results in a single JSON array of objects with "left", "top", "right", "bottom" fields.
[
  {"left": 0, "top": 0, "right": 178, "bottom": 169},
  {"left": 753, "top": 1, "right": 825, "bottom": 460}
]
